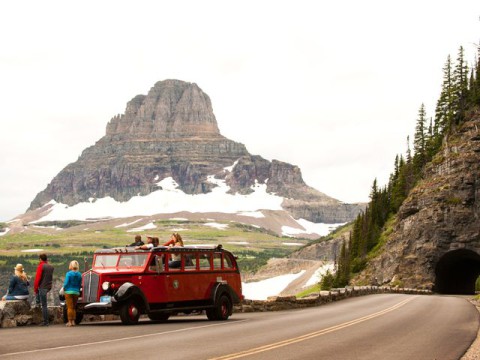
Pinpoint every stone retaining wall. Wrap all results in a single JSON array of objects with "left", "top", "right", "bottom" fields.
[
  {"left": 0, "top": 287, "right": 431, "bottom": 328},
  {"left": 235, "top": 286, "right": 432, "bottom": 313}
]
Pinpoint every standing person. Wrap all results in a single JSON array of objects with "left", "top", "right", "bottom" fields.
[
  {"left": 34, "top": 253, "right": 54, "bottom": 326},
  {"left": 63, "top": 260, "right": 82, "bottom": 327},
  {"left": 1, "top": 264, "right": 29, "bottom": 300}
]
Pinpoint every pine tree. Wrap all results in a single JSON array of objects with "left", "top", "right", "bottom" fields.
[
  {"left": 413, "top": 103, "right": 427, "bottom": 173},
  {"left": 435, "top": 55, "right": 455, "bottom": 134},
  {"left": 334, "top": 240, "right": 350, "bottom": 287},
  {"left": 472, "top": 44, "right": 480, "bottom": 105},
  {"left": 468, "top": 69, "right": 476, "bottom": 105},
  {"left": 453, "top": 46, "right": 469, "bottom": 126}
]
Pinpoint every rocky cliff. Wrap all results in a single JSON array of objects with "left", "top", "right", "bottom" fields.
[
  {"left": 353, "top": 109, "right": 480, "bottom": 292},
  {"left": 28, "top": 80, "right": 362, "bottom": 224},
  {"left": 289, "top": 225, "right": 352, "bottom": 262}
]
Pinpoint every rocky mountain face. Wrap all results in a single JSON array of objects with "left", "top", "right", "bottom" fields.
[
  {"left": 353, "top": 110, "right": 480, "bottom": 291},
  {"left": 29, "top": 79, "right": 362, "bottom": 224},
  {"left": 289, "top": 226, "right": 351, "bottom": 262}
]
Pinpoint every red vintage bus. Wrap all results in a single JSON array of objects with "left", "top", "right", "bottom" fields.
[{"left": 75, "top": 244, "right": 243, "bottom": 325}]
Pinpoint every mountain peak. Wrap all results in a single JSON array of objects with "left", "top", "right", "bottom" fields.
[{"left": 106, "top": 80, "right": 220, "bottom": 138}]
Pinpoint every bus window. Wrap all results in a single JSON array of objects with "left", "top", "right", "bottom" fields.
[
  {"left": 224, "top": 254, "right": 234, "bottom": 269},
  {"left": 149, "top": 254, "right": 165, "bottom": 272},
  {"left": 199, "top": 253, "right": 211, "bottom": 270},
  {"left": 118, "top": 254, "right": 148, "bottom": 268},
  {"left": 184, "top": 253, "right": 197, "bottom": 271},
  {"left": 213, "top": 253, "right": 222, "bottom": 269},
  {"left": 94, "top": 254, "right": 119, "bottom": 268}
]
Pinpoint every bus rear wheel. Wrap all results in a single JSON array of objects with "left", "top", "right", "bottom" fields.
[
  {"left": 120, "top": 299, "right": 141, "bottom": 325},
  {"left": 207, "top": 294, "right": 232, "bottom": 321}
]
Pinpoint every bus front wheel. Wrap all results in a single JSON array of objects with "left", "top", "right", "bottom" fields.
[
  {"left": 120, "top": 299, "right": 141, "bottom": 325},
  {"left": 207, "top": 294, "right": 232, "bottom": 321}
]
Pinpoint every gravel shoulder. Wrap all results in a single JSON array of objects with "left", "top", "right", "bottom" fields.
[{"left": 461, "top": 297, "right": 480, "bottom": 360}]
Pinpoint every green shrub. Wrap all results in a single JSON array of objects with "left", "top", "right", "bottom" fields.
[{"left": 320, "top": 270, "right": 335, "bottom": 290}]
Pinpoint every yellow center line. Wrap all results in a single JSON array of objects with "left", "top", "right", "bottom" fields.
[{"left": 210, "top": 296, "right": 417, "bottom": 360}]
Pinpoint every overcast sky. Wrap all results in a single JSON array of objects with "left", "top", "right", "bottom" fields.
[{"left": 0, "top": 0, "right": 479, "bottom": 221}]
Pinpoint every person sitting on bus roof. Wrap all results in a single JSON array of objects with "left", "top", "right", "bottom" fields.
[
  {"left": 167, "top": 233, "right": 184, "bottom": 268},
  {"left": 135, "top": 236, "right": 159, "bottom": 250},
  {"left": 127, "top": 235, "right": 144, "bottom": 247}
]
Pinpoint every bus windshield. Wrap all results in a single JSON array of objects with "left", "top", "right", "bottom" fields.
[{"left": 94, "top": 253, "right": 148, "bottom": 268}]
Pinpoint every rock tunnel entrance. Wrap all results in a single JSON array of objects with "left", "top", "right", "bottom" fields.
[{"left": 435, "top": 249, "right": 480, "bottom": 294}]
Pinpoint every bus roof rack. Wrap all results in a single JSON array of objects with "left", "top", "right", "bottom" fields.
[{"left": 94, "top": 244, "right": 225, "bottom": 253}]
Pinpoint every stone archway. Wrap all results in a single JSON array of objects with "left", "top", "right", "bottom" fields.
[{"left": 434, "top": 249, "right": 480, "bottom": 294}]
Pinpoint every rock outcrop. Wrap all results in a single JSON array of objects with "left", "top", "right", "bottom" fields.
[
  {"left": 353, "top": 110, "right": 480, "bottom": 292},
  {"left": 0, "top": 300, "right": 62, "bottom": 328},
  {"left": 289, "top": 226, "right": 351, "bottom": 262},
  {"left": 28, "top": 80, "right": 363, "bottom": 224}
]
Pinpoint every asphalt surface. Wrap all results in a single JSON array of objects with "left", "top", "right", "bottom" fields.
[{"left": 0, "top": 294, "right": 478, "bottom": 360}]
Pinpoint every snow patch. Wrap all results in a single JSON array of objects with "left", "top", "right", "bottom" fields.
[
  {"left": 227, "top": 241, "right": 249, "bottom": 245},
  {"left": 237, "top": 211, "right": 264, "bottom": 218},
  {"left": 282, "top": 219, "right": 345, "bottom": 237},
  {"left": 224, "top": 159, "right": 239, "bottom": 173},
  {"left": 37, "top": 176, "right": 284, "bottom": 222},
  {"left": 304, "top": 263, "right": 336, "bottom": 288},
  {"left": 282, "top": 242, "right": 303, "bottom": 246},
  {"left": 21, "top": 249, "right": 44, "bottom": 253},
  {"left": 204, "top": 222, "right": 229, "bottom": 230},
  {"left": 127, "top": 222, "right": 157, "bottom": 232},
  {"left": 0, "top": 228, "right": 10, "bottom": 236},
  {"left": 242, "top": 271, "right": 306, "bottom": 300},
  {"left": 32, "top": 225, "right": 62, "bottom": 231},
  {"left": 115, "top": 218, "right": 144, "bottom": 228}
]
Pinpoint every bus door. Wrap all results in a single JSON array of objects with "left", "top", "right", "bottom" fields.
[{"left": 142, "top": 253, "right": 167, "bottom": 303}]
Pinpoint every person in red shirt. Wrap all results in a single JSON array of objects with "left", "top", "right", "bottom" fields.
[{"left": 34, "top": 253, "right": 54, "bottom": 326}]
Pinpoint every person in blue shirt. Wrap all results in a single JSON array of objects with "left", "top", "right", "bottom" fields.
[
  {"left": 2, "top": 264, "right": 29, "bottom": 301},
  {"left": 63, "top": 260, "right": 82, "bottom": 327}
]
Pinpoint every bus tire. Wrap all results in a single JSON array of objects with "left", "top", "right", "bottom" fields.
[
  {"left": 75, "top": 312, "right": 84, "bottom": 325},
  {"left": 62, "top": 306, "right": 84, "bottom": 325},
  {"left": 148, "top": 313, "right": 170, "bottom": 322},
  {"left": 207, "top": 294, "right": 232, "bottom": 321},
  {"left": 62, "top": 306, "right": 68, "bottom": 323},
  {"left": 119, "top": 298, "right": 141, "bottom": 325}
]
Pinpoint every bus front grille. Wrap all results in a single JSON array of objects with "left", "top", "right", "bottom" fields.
[{"left": 82, "top": 271, "right": 99, "bottom": 303}]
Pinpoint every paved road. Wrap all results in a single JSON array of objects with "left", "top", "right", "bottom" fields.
[{"left": 0, "top": 294, "right": 478, "bottom": 360}]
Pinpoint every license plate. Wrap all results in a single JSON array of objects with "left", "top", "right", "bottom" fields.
[{"left": 100, "top": 295, "right": 111, "bottom": 303}]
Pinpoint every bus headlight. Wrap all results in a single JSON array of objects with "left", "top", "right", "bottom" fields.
[{"left": 102, "top": 281, "right": 110, "bottom": 291}]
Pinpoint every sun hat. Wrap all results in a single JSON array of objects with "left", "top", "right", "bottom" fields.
[{"left": 14, "top": 264, "right": 24, "bottom": 272}]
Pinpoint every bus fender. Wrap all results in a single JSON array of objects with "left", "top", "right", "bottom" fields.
[
  {"left": 211, "top": 282, "right": 240, "bottom": 305},
  {"left": 113, "top": 282, "right": 150, "bottom": 312}
]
